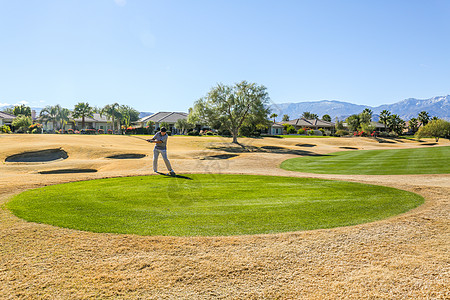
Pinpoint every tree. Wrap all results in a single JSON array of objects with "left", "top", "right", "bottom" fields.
[
  {"left": 101, "top": 103, "right": 122, "bottom": 134},
  {"left": 73, "top": 102, "right": 94, "bottom": 130},
  {"left": 12, "top": 115, "right": 32, "bottom": 132},
  {"left": 270, "top": 113, "right": 278, "bottom": 123},
  {"left": 345, "top": 114, "right": 360, "bottom": 132},
  {"left": 415, "top": 119, "right": 450, "bottom": 142},
  {"left": 387, "top": 114, "right": 405, "bottom": 135},
  {"left": 189, "top": 81, "right": 270, "bottom": 144},
  {"left": 302, "top": 112, "right": 319, "bottom": 119},
  {"left": 334, "top": 117, "right": 344, "bottom": 131},
  {"left": 409, "top": 118, "right": 419, "bottom": 133},
  {"left": 282, "top": 114, "right": 290, "bottom": 122},
  {"left": 418, "top": 111, "right": 430, "bottom": 127},
  {"left": 379, "top": 110, "right": 391, "bottom": 132},
  {"left": 322, "top": 114, "right": 331, "bottom": 122},
  {"left": 359, "top": 108, "right": 372, "bottom": 124},
  {"left": 119, "top": 105, "right": 140, "bottom": 129},
  {"left": 58, "top": 107, "right": 71, "bottom": 131},
  {"left": 13, "top": 104, "right": 31, "bottom": 117},
  {"left": 175, "top": 118, "right": 194, "bottom": 135},
  {"left": 39, "top": 105, "right": 60, "bottom": 131}
]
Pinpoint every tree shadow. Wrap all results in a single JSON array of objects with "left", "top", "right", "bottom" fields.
[
  {"left": 208, "top": 145, "right": 327, "bottom": 156},
  {"left": 296, "top": 143, "right": 316, "bottom": 147}
]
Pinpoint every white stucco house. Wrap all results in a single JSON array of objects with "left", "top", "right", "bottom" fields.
[{"left": 137, "top": 112, "right": 188, "bottom": 134}]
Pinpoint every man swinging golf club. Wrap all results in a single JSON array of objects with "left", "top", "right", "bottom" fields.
[{"left": 147, "top": 127, "right": 176, "bottom": 176}]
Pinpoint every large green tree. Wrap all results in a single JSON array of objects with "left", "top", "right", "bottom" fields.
[
  {"left": 415, "top": 119, "right": 450, "bottom": 142},
  {"left": 12, "top": 115, "right": 32, "bottom": 132},
  {"left": 189, "top": 81, "right": 270, "bottom": 144},
  {"left": 73, "top": 102, "right": 94, "bottom": 130},
  {"left": 13, "top": 104, "right": 31, "bottom": 117},
  {"left": 345, "top": 114, "right": 360, "bottom": 132}
]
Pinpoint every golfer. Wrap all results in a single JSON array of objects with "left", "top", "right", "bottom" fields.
[{"left": 147, "top": 127, "right": 175, "bottom": 176}]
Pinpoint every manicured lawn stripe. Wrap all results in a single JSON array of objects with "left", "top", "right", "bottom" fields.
[
  {"left": 281, "top": 146, "right": 450, "bottom": 175},
  {"left": 7, "top": 174, "right": 423, "bottom": 236}
]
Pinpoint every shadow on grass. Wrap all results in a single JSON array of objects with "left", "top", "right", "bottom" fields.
[{"left": 156, "top": 172, "right": 193, "bottom": 180}]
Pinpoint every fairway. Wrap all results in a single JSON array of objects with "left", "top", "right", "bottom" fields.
[
  {"left": 7, "top": 174, "right": 423, "bottom": 236},
  {"left": 281, "top": 146, "right": 450, "bottom": 175}
]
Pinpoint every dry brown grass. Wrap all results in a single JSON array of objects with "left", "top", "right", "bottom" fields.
[{"left": 0, "top": 134, "right": 449, "bottom": 299}]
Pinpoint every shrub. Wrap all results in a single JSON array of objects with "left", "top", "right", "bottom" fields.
[
  {"left": 188, "top": 130, "right": 200, "bottom": 136},
  {"left": 318, "top": 128, "right": 325, "bottom": 135},
  {"left": 98, "top": 129, "right": 104, "bottom": 134},
  {"left": 297, "top": 128, "right": 306, "bottom": 135},
  {"left": 107, "top": 129, "right": 113, "bottom": 134},
  {"left": 1, "top": 125, "right": 11, "bottom": 133},
  {"left": 68, "top": 129, "right": 74, "bottom": 134},
  {"left": 335, "top": 130, "right": 349, "bottom": 136},
  {"left": 286, "top": 126, "right": 296, "bottom": 134},
  {"left": 307, "top": 129, "right": 315, "bottom": 135},
  {"left": 85, "top": 129, "right": 97, "bottom": 135}
]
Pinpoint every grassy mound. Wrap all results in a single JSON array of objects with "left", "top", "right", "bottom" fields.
[
  {"left": 281, "top": 146, "right": 450, "bottom": 175},
  {"left": 7, "top": 174, "right": 423, "bottom": 236}
]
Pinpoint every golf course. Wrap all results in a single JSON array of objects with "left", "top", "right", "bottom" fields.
[{"left": 1, "top": 134, "right": 449, "bottom": 299}]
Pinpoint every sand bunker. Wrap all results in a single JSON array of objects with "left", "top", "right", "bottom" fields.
[
  {"left": 106, "top": 154, "right": 146, "bottom": 159},
  {"left": 39, "top": 168, "right": 97, "bottom": 174},
  {"left": 296, "top": 143, "right": 316, "bottom": 147},
  {"left": 5, "top": 148, "right": 68, "bottom": 163}
]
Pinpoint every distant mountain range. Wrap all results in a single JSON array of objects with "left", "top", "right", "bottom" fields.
[
  {"left": 270, "top": 95, "right": 450, "bottom": 122},
  {"left": 2, "top": 95, "right": 449, "bottom": 122}
]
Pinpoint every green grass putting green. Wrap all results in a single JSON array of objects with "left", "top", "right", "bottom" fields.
[
  {"left": 281, "top": 146, "right": 450, "bottom": 175},
  {"left": 6, "top": 174, "right": 423, "bottom": 236}
]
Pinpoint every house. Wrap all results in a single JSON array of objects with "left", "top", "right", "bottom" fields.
[
  {"left": 69, "top": 113, "right": 112, "bottom": 131},
  {"left": 40, "top": 113, "right": 113, "bottom": 132},
  {"left": 137, "top": 112, "right": 188, "bottom": 134},
  {"left": 268, "top": 123, "right": 284, "bottom": 135},
  {"left": 0, "top": 112, "right": 16, "bottom": 128},
  {"left": 275, "top": 118, "right": 335, "bottom": 134}
]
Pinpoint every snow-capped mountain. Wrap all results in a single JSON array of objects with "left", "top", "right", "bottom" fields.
[{"left": 270, "top": 95, "right": 450, "bottom": 121}]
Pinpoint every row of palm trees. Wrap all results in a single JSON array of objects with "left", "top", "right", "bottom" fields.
[{"left": 39, "top": 102, "right": 140, "bottom": 133}]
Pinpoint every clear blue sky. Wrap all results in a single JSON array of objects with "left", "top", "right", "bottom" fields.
[{"left": 1, "top": 0, "right": 449, "bottom": 112}]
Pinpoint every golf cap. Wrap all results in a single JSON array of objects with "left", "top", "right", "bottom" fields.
[{"left": 160, "top": 127, "right": 167, "bottom": 132}]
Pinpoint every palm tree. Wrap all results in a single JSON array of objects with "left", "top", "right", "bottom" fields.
[
  {"left": 409, "top": 117, "right": 419, "bottom": 133},
  {"left": 302, "top": 112, "right": 319, "bottom": 120},
  {"left": 58, "top": 107, "right": 71, "bottom": 131},
  {"left": 418, "top": 111, "right": 430, "bottom": 127},
  {"left": 387, "top": 114, "right": 405, "bottom": 135},
  {"left": 39, "top": 105, "right": 60, "bottom": 131},
  {"left": 72, "top": 102, "right": 94, "bottom": 130},
  {"left": 101, "top": 103, "right": 122, "bottom": 134},
  {"left": 379, "top": 110, "right": 391, "bottom": 132},
  {"left": 270, "top": 113, "right": 278, "bottom": 123}
]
